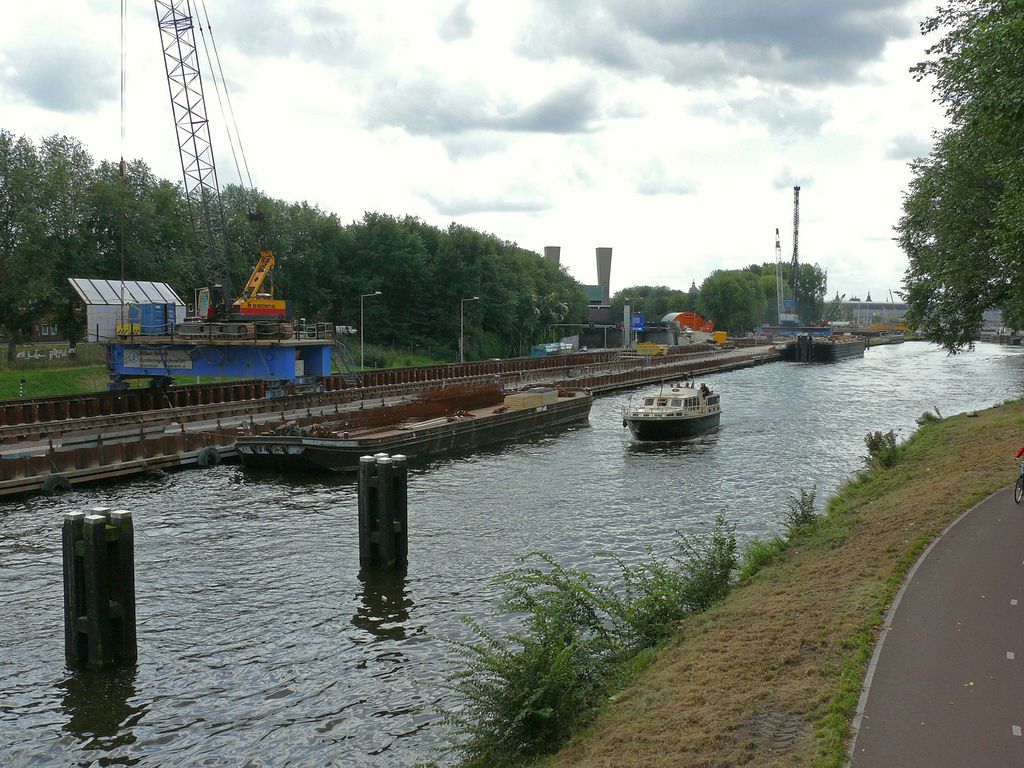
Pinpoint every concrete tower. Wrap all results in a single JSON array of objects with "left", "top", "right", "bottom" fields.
[
  {"left": 596, "top": 247, "right": 612, "bottom": 304},
  {"left": 543, "top": 246, "right": 561, "bottom": 265}
]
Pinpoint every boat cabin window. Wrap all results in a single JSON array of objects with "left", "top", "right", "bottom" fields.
[
  {"left": 686, "top": 398, "right": 698, "bottom": 407},
  {"left": 670, "top": 399, "right": 682, "bottom": 407},
  {"left": 644, "top": 398, "right": 655, "bottom": 406},
  {"left": 707, "top": 395, "right": 719, "bottom": 406},
  {"left": 657, "top": 399, "right": 668, "bottom": 406}
]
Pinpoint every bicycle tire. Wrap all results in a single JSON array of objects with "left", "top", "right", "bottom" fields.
[{"left": 1015, "top": 475, "right": 1024, "bottom": 504}]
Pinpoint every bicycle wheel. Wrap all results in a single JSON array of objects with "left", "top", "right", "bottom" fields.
[{"left": 1015, "top": 475, "right": 1024, "bottom": 504}]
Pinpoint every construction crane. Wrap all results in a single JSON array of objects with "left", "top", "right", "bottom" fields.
[
  {"left": 153, "top": 0, "right": 286, "bottom": 332},
  {"left": 102, "top": 1, "right": 337, "bottom": 391},
  {"left": 776, "top": 226, "right": 799, "bottom": 325},
  {"left": 824, "top": 292, "right": 846, "bottom": 324},
  {"left": 774, "top": 228, "right": 785, "bottom": 323}
]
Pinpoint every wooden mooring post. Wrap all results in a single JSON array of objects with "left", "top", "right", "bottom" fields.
[
  {"left": 62, "top": 508, "right": 137, "bottom": 668},
  {"left": 357, "top": 453, "right": 409, "bottom": 569}
]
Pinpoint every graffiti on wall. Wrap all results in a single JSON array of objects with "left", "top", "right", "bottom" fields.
[{"left": 16, "top": 346, "right": 75, "bottom": 361}]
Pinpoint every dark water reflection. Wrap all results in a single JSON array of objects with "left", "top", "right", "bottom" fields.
[
  {"left": 353, "top": 569, "right": 414, "bottom": 642},
  {"left": 61, "top": 666, "right": 143, "bottom": 756},
  {"left": 2, "top": 343, "right": 1023, "bottom": 766}
]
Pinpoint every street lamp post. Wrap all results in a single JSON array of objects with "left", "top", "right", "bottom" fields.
[
  {"left": 360, "top": 290, "right": 381, "bottom": 369},
  {"left": 460, "top": 296, "right": 479, "bottom": 363},
  {"left": 623, "top": 298, "right": 635, "bottom": 348}
]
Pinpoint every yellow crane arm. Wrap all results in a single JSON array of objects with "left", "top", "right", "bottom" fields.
[{"left": 235, "top": 249, "right": 275, "bottom": 305}]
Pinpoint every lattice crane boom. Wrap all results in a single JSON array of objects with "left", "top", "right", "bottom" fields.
[
  {"left": 154, "top": 0, "right": 233, "bottom": 316},
  {"left": 774, "top": 228, "right": 784, "bottom": 323}
]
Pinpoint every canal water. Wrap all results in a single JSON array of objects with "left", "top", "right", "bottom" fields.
[{"left": 2, "top": 343, "right": 1023, "bottom": 767}]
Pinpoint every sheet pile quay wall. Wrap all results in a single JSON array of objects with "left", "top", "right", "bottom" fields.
[{"left": 0, "top": 344, "right": 778, "bottom": 496}]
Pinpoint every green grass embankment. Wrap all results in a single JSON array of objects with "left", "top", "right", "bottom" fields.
[
  {"left": 0, "top": 366, "right": 110, "bottom": 399},
  {"left": 530, "top": 399, "right": 1022, "bottom": 768}
]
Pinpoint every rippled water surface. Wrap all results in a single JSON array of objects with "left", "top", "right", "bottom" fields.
[{"left": 2, "top": 343, "right": 1023, "bottom": 766}]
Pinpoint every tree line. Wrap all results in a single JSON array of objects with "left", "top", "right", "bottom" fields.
[
  {"left": 0, "top": 130, "right": 588, "bottom": 361},
  {"left": 1, "top": 129, "right": 835, "bottom": 363},
  {"left": 612, "top": 261, "right": 827, "bottom": 335}
]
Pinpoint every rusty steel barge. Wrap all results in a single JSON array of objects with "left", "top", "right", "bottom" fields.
[
  {"left": 235, "top": 383, "right": 592, "bottom": 472},
  {"left": 781, "top": 334, "right": 866, "bottom": 363}
]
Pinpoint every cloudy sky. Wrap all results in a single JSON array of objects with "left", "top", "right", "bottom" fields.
[{"left": 1, "top": 0, "right": 944, "bottom": 301}]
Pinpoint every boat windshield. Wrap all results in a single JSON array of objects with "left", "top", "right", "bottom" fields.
[
  {"left": 671, "top": 399, "right": 682, "bottom": 407},
  {"left": 644, "top": 398, "right": 655, "bottom": 406}
]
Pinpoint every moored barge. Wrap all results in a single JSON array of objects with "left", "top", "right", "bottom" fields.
[
  {"left": 236, "top": 383, "right": 592, "bottom": 472},
  {"left": 782, "top": 334, "right": 866, "bottom": 363}
]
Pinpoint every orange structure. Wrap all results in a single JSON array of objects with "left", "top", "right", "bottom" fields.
[{"left": 663, "top": 311, "right": 713, "bottom": 333}]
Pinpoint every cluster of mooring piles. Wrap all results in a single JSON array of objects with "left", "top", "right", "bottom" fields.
[
  {"left": 57, "top": 473, "right": 411, "bottom": 675},
  {"left": 357, "top": 453, "right": 409, "bottom": 569},
  {"left": 62, "top": 508, "right": 137, "bottom": 668}
]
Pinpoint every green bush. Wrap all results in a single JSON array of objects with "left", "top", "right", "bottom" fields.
[
  {"left": 359, "top": 345, "right": 391, "bottom": 370},
  {"left": 864, "top": 429, "right": 900, "bottom": 468},
  {"left": 445, "top": 557, "right": 624, "bottom": 768},
  {"left": 445, "top": 612, "right": 612, "bottom": 768},
  {"left": 613, "top": 555, "right": 694, "bottom": 648},
  {"left": 673, "top": 514, "right": 738, "bottom": 611},
  {"left": 738, "top": 536, "right": 787, "bottom": 581},
  {"left": 783, "top": 487, "right": 819, "bottom": 537},
  {"left": 443, "top": 516, "right": 738, "bottom": 766}
]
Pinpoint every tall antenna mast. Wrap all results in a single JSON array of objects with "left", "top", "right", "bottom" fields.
[{"left": 789, "top": 185, "right": 801, "bottom": 314}]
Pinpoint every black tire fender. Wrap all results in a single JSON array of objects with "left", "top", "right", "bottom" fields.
[
  {"left": 41, "top": 474, "right": 71, "bottom": 494},
  {"left": 197, "top": 446, "right": 221, "bottom": 468}
]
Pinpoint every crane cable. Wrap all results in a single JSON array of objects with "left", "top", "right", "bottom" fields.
[
  {"left": 118, "top": 0, "right": 128, "bottom": 315},
  {"left": 195, "top": 2, "right": 256, "bottom": 203}
]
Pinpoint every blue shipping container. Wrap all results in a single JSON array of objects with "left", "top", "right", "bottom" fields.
[{"left": 132, "top": 303, "right": 176, "bottom": 335}]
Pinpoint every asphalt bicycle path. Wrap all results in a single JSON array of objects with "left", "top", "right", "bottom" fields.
[{"left": 850, "top": 485, "right": 1024, "bottom": 766}]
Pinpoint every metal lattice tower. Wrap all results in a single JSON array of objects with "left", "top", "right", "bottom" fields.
[
  {"left": 154, "top": 0, "right": 233, "bottom": 305},
  {"left": 774, "top": 228, "right": 784, "bottom": 322},
  {"left": 790, "top": 185, "right": 801, "bottom": 308}
]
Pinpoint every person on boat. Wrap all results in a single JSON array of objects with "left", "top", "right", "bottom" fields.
[{"left": 700, "top": 383, "right": 710, "bottom": 397}]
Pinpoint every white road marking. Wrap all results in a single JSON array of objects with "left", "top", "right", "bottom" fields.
[
  {"left": 1013, "top": 725, "right": 1022, "bottom": 737},
  {"left": 1013, "top": 599, "right": 1019, "bottom": 606},
  {"left": 1007, "top": 651, "right": 1015, "bottom": 660}
]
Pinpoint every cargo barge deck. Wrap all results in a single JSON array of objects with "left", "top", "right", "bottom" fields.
[
  {"left": 782, "top": 335, "right": 866, "bottom": 363},
  {"left": 236, "top": 387, "right": 593, "bottom": 473}
]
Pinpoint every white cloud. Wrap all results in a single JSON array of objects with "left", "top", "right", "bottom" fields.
[
  {"left": 439, "top": 1, "right": 474, "bottom": 42},
  {"left": 772, "top": 167, "right": 814, "bottom": 190},
  {"left": 634, "top": 159, "right": 697, "bottom": 196},
  {"left": 519, "top": 0, "right": 918, "bottom": 88},
  {"left": 886, "top": 132, "right": 932, "bottom": 160}
]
